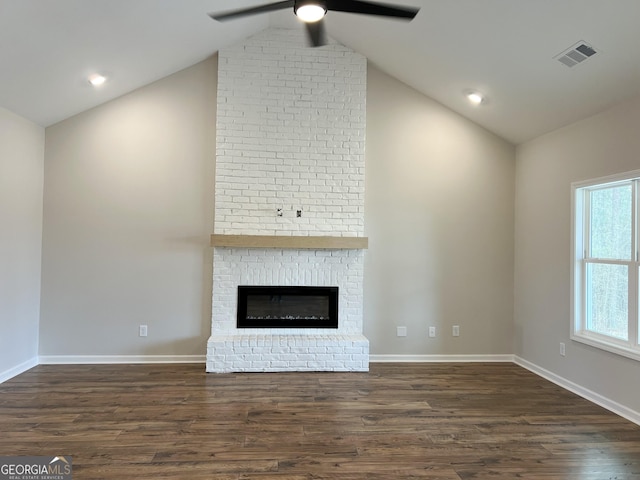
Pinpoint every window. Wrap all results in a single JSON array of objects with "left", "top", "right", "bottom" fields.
[{"left": 572, "top": 171, "right": 640, "bottom": 361}]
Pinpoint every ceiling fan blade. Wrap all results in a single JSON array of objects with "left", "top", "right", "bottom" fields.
[
  {"left": 326, "top": 0, "right": 419, "bottom": 20},
  {"left": 209, "top": 0, "right": 294, "bottom": 21},
  {"left": 305, "top": 20, "right": 327, "bottom": 47}
]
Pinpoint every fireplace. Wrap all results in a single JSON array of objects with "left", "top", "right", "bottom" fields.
[
  {"left": 206, "top": 28, "right": 369, "bottom": 373},
  {"left": 237, "top": 286, "right": 338, "bottom": 329}
]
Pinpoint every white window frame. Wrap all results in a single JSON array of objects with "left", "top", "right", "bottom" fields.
[{"left": 571, "top": 169, "right": 640, "bottom": 362}]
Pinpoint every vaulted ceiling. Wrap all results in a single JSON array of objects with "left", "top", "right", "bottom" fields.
[{"left": 2, "top": 0, "right": 640, "bottom": 144}]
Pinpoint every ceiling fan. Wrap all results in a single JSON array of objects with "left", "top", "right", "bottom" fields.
[{"left": 209, "top": 0, "right": 420, "bottom": 47}]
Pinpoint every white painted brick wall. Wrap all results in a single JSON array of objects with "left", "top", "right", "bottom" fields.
[
  {"left": 206, "top": 334, "right": 369, "bottom": 373},
  {"left": 208, "top": 29, "right": 368, "bottom": 373},
  {"left": 215, "top": 28, "right": 366, "bottom": 236}
]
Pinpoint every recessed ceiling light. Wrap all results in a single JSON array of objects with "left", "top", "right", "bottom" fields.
[
  {"left": 88, "top": 74, "right": 106, "bottom": 87},
  {"left": 294, "top": 3, "right": 327, "bottom": 22},
  {"left": 466, "top": 91, "right": 484, "bottom": 105}
]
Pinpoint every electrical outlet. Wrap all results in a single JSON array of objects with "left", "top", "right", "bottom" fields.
[
  {"left": 428, "top": 326, "right": 436, "bottom": 338},
  {"left": 139, "top": 325, "right": 148, "bottom": 337},
  {"left": 559, "top": 342, "right": 566, "bottom": 356},
  {"left": 452, "top": 325, "right": 460, "bottom": 337},
  {"left": 396, "top": 326, "right": 407, "bottom": 337}
]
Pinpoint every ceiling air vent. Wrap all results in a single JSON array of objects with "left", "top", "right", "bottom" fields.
[{"left": 555, "top": 41, "right": 598, "bottom": 67}]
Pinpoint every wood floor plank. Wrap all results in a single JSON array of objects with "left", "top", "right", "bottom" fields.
[{"left": 1, "top": 363, "right": 639, "bottom": 479}]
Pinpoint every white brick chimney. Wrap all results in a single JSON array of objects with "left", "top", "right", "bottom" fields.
[{"left": 207, "top": 28, "right": 369, "bottom": 373}]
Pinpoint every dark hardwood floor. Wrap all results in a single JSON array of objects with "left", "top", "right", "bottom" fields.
[{"left": 0, "top": 362, "right": 639, "bottom": 479}]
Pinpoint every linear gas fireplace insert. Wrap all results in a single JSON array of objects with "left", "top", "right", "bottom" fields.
[{"left": 237, "top": 286, "right": 338, "bottom": 329}]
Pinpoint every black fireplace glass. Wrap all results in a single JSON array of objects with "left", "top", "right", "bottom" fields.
[{"left": 237, "top": 286, "right": 338, "bottom": 328}]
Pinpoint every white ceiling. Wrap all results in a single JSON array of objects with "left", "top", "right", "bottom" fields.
[{"left": 2, "top": 0, "right": 640, "bottom": 144}]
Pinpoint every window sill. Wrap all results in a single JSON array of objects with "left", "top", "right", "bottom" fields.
[{"left": 571, "top": 332, "right": 640, "bottom": 362}]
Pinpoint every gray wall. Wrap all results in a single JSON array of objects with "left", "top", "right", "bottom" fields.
[
  {"left": 0, "top": 107, "right": 44, "bottom": 377},
  {"left": 364, "top": 67, "right": 515, "bottom": 355},
  {"left": 39, "top": 58, "right": 217, "bottom": 357},
  {"left": 39, "top": 57, "right": 516, "bottom": 359},
  {"left": 515, "top": 93, "right": 640, "bottom": 413}
]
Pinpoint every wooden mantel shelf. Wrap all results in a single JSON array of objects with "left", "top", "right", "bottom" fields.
[{"left": 211, "top": 234, "right": 368, "bottom": 250}]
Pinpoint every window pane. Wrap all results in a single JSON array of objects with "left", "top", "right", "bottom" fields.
[
  {"left": 585, "top": 263, "right": 628, "bottom": 340},
  {"left": 589, "top": 184, "right": 632, "bottom": 260}
]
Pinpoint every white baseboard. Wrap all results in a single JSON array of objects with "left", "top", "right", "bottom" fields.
[
  {"left": 514, "top": 356, "right": 640, "bottom": 426},
  {"left": 370, "top": 354, "right": 515, "bottom": 363},
  {"left": 0, "top": 357, "right": 38, "bottom": 384},
  {"left": 38, "top": 355, "right": 206, "bottom": 365}
]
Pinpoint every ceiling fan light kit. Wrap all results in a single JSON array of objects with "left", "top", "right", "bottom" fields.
[
  {"left": 209, "top": 0, "right": 419, "bottom": 47},
  {"left": 294, "top": 1, "right": 327, "bottom": 23}
]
